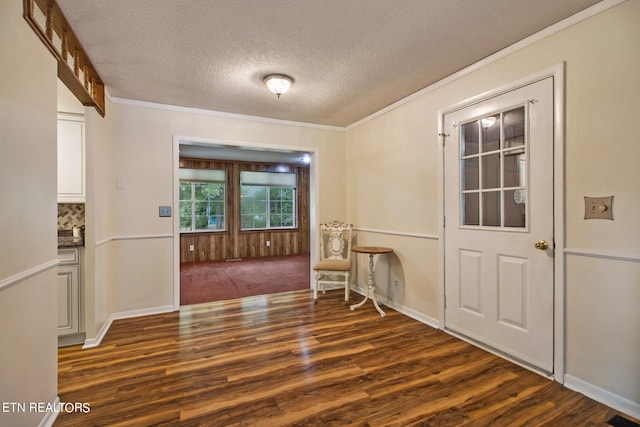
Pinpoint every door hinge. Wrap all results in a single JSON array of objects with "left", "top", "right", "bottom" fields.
[
  {"left": 438, "top": 132, "right": 449, "bottom": 147},
  {"left": 443, "top": 216, "right": 446, "bottom": 228}
]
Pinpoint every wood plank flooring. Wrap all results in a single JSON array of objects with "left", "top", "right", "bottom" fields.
[{"left": 56, "top": 290, "right": 630, "bottom": 426}]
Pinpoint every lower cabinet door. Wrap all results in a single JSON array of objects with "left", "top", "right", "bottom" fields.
[{"left": 57, "top": 265, "right": 79, "bottom": 335}]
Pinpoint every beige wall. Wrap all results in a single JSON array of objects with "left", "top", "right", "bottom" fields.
[
  {"left": 84, "top": 102, "right": 114, "bottom": 339},
  {"left": 0, "top": 1, "right": 59, "bottom": 425},
  {"left": 346, "top": 100, "right": 442, "bottom": 318},
  {"left": 346, "top": 0, "right": 639, "bottom": 412}
]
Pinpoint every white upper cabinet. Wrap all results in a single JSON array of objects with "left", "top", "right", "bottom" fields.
[{"left": 57, "top": 114, "right": 85, "bottom": 203}]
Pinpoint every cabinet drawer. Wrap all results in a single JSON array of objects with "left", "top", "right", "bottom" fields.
[{"left": 58, "top": 248, "right": 79, "bottom": 264}]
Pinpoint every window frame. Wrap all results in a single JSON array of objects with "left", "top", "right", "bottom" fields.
[
  {"left": 459, "top": 105, "right": 529, "bottom": 231},
  {"left": 240, "top": 171, "right": 298, "bottom": 231},
  {"left": 179, "top": 169, "right": 227, "bottom": 234}
]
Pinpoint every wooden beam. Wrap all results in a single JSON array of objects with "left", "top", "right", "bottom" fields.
[{"left": 23, "top": 0, "right": 105, "bottom": 116}]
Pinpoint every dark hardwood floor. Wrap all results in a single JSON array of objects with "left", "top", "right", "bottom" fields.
[{"left": 56, "top": 290, "right": 631, "bottom": 426}]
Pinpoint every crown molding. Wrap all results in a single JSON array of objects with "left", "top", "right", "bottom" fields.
[
  {"left": 346, "top": 0, "right": 627, "bottom": 130},
  {"left": 110, "top": 97, "right": 345, "bottom": 132}
]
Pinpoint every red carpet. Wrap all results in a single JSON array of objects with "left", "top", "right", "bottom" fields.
[{"left": 180, "top": 254, "right": 311, "bottom": 305}]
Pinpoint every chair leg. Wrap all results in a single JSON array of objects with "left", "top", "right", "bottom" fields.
[{"left": 313, "top": 271, "right": 320, "bottom": 301}]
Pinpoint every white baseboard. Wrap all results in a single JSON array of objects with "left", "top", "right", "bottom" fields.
[
  {"left": 350, "top": 284, "right": 440, "bottom": 329},
  {"left": 383, "top": 298, "right": 440, "bottom": 329},
  {"left": 564, "top": 374, "right": 640, "bottom": 421},
  {"left": 37, "top": 396, "right": 59, "bottom": 427},
  {"left": 83, "top": 318, "right": 113, "bottom": 349},
  {"left": 83, "top": 305, "right": 175, "bottom": 348},
  {"left": 109, "top": 305, "right": 175, "bottom": 321}
]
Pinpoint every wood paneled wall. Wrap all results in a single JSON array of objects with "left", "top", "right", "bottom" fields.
[{"left": 179, "top": 158, "right": 310, "bottom": 263}]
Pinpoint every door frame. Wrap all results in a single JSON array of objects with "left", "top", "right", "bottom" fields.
[
  {"left": 437, "top": 63, "right": 565, "bottom": 382},
  {"left": 171, "top": 136, "right": 320, "bottom": 311}
]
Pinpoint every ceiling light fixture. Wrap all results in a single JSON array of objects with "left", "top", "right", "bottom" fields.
[{"left": 263, "top": 74, "right": 293, "bottom": 98}]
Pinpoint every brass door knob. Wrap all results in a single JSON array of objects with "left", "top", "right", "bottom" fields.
[{"left": 534, "top": 240, "right": 549, "bottom": 250}]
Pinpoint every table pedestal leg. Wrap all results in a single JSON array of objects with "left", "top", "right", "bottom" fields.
[{"left": 350, "top": 253, "right": 386, "bottom": 317}]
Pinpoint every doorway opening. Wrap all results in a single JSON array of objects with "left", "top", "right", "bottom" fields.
[{"left": 172, "top": 138, "right": 319, "bottom": 307}]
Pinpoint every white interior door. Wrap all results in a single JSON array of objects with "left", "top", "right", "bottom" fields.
[{"left": 444, "top": 77, "right": 554, "bottom": 373}]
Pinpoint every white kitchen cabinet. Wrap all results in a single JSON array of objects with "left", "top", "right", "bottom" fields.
[
  {"left": 57, "top": 113, "right": 85, "bottom": 203},
  {"left": 57, "top": 247, "right": 84, "bottom": 346},
  {"left": 57, "top": 264, "right": 79, "bottom": 335}
]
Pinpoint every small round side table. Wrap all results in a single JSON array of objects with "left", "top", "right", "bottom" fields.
[{"left": 350, "top": 246, "right": 393, "bottom": 317}]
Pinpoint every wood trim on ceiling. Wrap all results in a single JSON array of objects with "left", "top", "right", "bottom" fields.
[{"left": 23, "top": 0, "right": 106, "bottom": 116}]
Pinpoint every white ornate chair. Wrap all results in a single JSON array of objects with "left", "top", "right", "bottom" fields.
[{"left": 313, "top": 220, "right": 353, "bottom": 302}]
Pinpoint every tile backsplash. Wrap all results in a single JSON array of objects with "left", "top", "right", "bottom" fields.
[{"left": 58, "top": 203, "right": 85, "bottom": 230}]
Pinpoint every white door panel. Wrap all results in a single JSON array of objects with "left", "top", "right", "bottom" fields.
[
  {"left": 444, "top": 77, "right": 554, "bottom": 372},
  {"left": 497, "top": 255, "right": 528, "bottom": 329},
  {"left": 458, "top": 249, "right": 483, "bottom": 314}
]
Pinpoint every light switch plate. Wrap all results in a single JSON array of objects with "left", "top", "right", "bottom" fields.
[
  {"left": 159, "top": 206, "right": 172, "bottom": 217},
  {"left": 584, "top": 196, "right": 613, "bottom": 220}
]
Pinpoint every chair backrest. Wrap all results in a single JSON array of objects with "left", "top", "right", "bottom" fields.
[{"left": 319, "top": 220, "right": 353, "bottom": 261}]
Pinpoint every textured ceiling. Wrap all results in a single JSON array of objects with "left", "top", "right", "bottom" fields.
[{"left": 57, "top": 0, "right": 602, "bottom": 128}]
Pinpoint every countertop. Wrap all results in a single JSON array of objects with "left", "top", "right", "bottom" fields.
[
  {"left": 58, "top": 236, "right": 84, "bottom": 248},
  {"left": 58, "top": 229, "right": 84, "bottom": 248}
]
